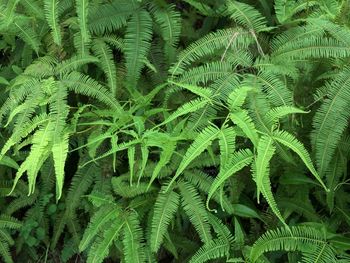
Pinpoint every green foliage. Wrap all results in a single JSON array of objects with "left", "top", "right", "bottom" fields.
[{"left": 0, "top": 0, "right": 350, "bottom": 262}]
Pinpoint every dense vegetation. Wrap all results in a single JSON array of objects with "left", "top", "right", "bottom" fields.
[{"left": 0, "top": 0, "right": 350, "bottom": 262}]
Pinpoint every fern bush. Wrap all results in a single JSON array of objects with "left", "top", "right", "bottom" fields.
[{"left": 0, "top": 0, "right": 350, "bottom": 262}]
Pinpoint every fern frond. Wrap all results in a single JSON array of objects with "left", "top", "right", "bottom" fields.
[
  {"left": 92, "top": 39, "right": 117, "bottom": 96},
  {"left": 168, "top": 81, "right": 213, "bottom": 100},
  {"left": 79, "top": 205, "right": 121, "bottom": 251},
  {"left": 228, "top": 86, "right": 254, "bottom": 111},
  {"left": 150, "top": 187, "right": 180, "bottom": 252},
  {"left": 178, "top": 181, "right": 212, "bottom": 244},
  {"left": 226, "top": 0, "right": 268, "bottom": 32},
  {"left": 272, "top": 130, "right": 328, "bottom": 191},
  {"left": 44, "top": 0, "right": 61, "bottom": 45},
  {"left": 56, "top": 55, "right": 98, "bottom": 74},
  {"left": 87, "top": 220, "right": 125, "bottom": 263},
  {"left": 166, "top": 125, "right": 219, "bottom": 191},
  {"left": 125, "top": 10, "right": 153, "bottom": 88},
  {"left": 311, "top": 67, "right": 350, "bottom": 176},
  {"left": 112, "top": 176, "right": 156, "bottom": 198},
  {"left": 160, "top": 97, "right": 209, "bottom": 126},
  {"left": 75, "top": 0, "right": 90, "bottom": 44},
  {"left": 0, "top": 238, "right": 12, "bottom": 263},
  {"left": 122, "top": 211, "right": 145, "bottom": 263},
  {"left": 250, "top": 226, "right": 331, "bottom": 262},
  {"left": 88, "top": 0, "right": 137, "bottom": 35},
  {"left": 230, "top": 110, "right": 259, "bottom": 146},
  {"left": 255, "top": 73, "right": 293, "bottom": 107},
  {"left": 218, "top": 126, "right": 236, "bottom": 169},
  {"left": 273, "top": 37, "right": 350, "bottom": 60},
  {"left": 178, "top": 61, "right": 234, "bottom": 85},
  {"left": 169, "top": 28, "right": 252, "bottom": 77},
  {"left": 265, "top": 106, "right": 307, "bottom": 127},
  {"left": 254, "top": 135, "right": 275, "bottom": 203},
  {"left": 61, "top": 72, "right": 122, "bottom": 111},
  {"left": 0, "top": 215, "right": 22, "bottom": 229},
  {"left": 207, "top": 149, "right": 253, "bottom": 209},
  {"left": 150, "top": 3, "right": 181, "bottom": 46},
  {"left": 189, "top": 238, "right": 230, "bottom": 263}
]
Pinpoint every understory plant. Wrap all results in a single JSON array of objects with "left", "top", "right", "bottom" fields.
[{"left": 0, "top": 0, "right": 350, "bottom": 262}]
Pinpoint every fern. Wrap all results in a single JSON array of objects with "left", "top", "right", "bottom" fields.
[
  {"left": 125, "top": 10, "right": 153, "bottom": 88},
  {"left": 44, "top": 0, "right": 61, "bottom": 45},
  {"left": 150, "top": 187, "right": 179, "bottom": 252},
  {"left": 250, "top": 226, "right": 336, "bottom": 262},
  {"left": 166, "top": 125, "right": 219, "bottom": 191}
]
